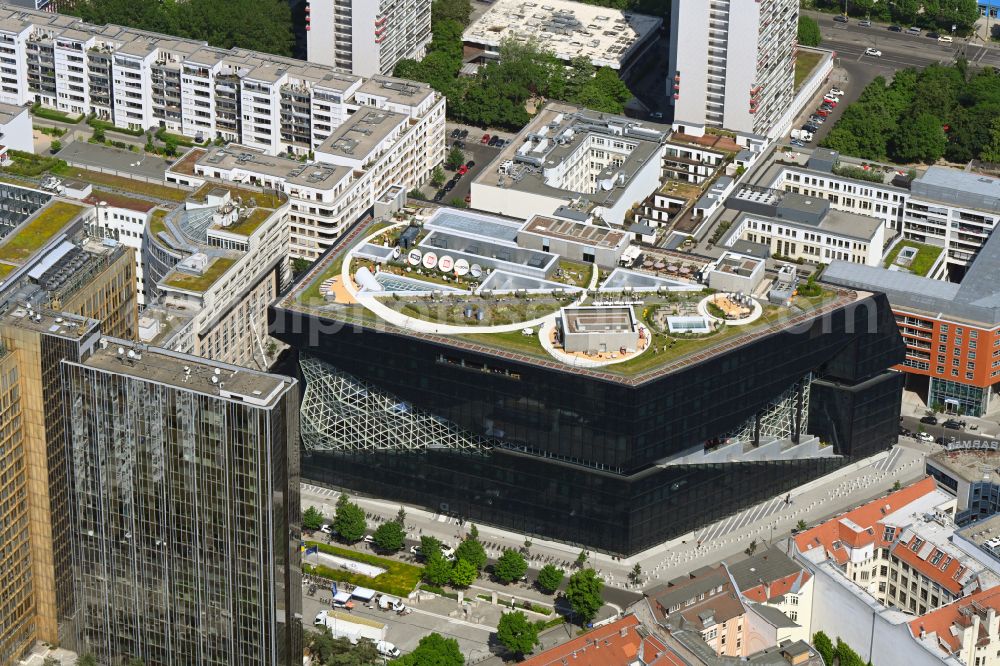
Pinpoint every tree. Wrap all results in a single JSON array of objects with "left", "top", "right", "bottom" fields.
[
  {"left": 796, "top": 519, "right": 808, "bottom": 531},
  {"left": 395, "top": 506, "right": 407, "bottom": 526},
  {"left": 449, "top": 197, "right": 468, "bottom": 208},
  {"left": 451, "top": 558, "right": 478, "bottom": 587},
  {"left": 813, "top": 631, "right": 834, "bottom": 666},
  {"left": 455, "top": 537, "right": 487, "bottom": 571},
  {"left": 575, "top": 550, "right": 589, "bottom": 568},
  {"left": 745, "top": 539, "right": 758, "bottom": 557},
  {"left": 424, "top": 551, "right": 453, "bottom": 586},
  {"left": 496, "top": 611, "right": 540, "bottom": 659},
  {"left": 629, "top": 563, "right": 643, "bottom": 585},
  {"left": 892, "top": 112, "right": 947, "bottom": 163},
  {"left": 835, "top": 638, "right": 865, "bottom": 666},
  {"left": 419, "top": 535, "right": 442, "bottom": 560},
  {"left": 446, "top": 146, "right": 465, "bottom": 170},
  {"left": 389, "top": 633, "right": 464, "bottom": 666},
  {"left": 797, "top": 16, "right": 822, "bottom": 47},
  {"left": 536, "top": 564, "right": 564, "bottom": 594},
  {"left": 469, "top": 524, "right": 479, "bottom": 540},
  {"left": 373, "top": 520, "right": 406, "bottom": 553},
  {"left": 163, "top": 137, "right": 178, "bottom": 157},
  {"left": 982, "top": 116, "right": 1000, "bottom": 163},
  {"left": 91, "top": 126, "right": 105, "bottom": 143},
  {"left": 494, "top": 549, "right": 527, "bottom": 584},
  {"left": 566, "top": 568, "right": 604, "bottom": 624},
  {"left": 76, "top": 656, "right": 98, "bottom": 666},
  {"left": 893, "top": 480, "right": 902, "bottom": 491},
  {"left": 432, "top": 0, "right": 472, "bottom": 26},
  {"left": 333, "top": 498, "right": 366, "bottom": 543},
  {"left": 292, "top": 257, "right": 312, "bottom": 278},
  {"left": 430, "top": 165, "right": 446, "bottom": 187},
  {"left": 303, "top": 506, "right": 325, "bottom": 531},
  {"left": 49, "top": 140, "right": 62, "bottom": 154},
  {"left": 407, "top": 188, "right": 426, "bottom": 200}
]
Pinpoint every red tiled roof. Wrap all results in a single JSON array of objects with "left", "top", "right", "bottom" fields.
[
  {"left": 742, "top": 570, "right": 812, "bottom": 603},
  {"left": 519, "top": 615, "right": 675, "bottom": 666},
  {"left": 891, "top": 534, "right": 968, "bottom": 595},
  {"left": 794, "top": 477, "right": 938, "bottom": 565},
  {"left": 909, "top": 587, "right": 1000, "bottom": 653}
]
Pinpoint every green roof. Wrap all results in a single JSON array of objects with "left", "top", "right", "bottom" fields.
[
  {"left": 162, "top": 256, "right": 236, "bottom": 293},
  {"left": 192, "top": 183, "right": 284, "bottom": 210},
  {"left": 0, "top": 201, "right": 84, "bottom": 264},
  {"left": 149, "top": 209, "right": 169, "bottom": 237},
  {"left": 884, "top": 240, "right": 943, "bottom": 277},
  {"left": 216, "top": 207, "right": 273, "bottom": 236}
]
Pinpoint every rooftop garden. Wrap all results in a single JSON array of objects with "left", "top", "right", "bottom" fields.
[
  {"left": 193, "top": 183, "right": 284, "bottom": 210},
  {"left": 794, "top": 51, "right": 824, "bottom": 91},
  {"left": 883, "top": 240, "right": 943, "bottom": 277},
  {"left": 216, "top": 207, "right": 273, "bottom": 236},
  {"left": 149, "top": 209, "right": 170, "bottom": 237},
  {"left": 0, "top": 201, "right": 83, "bottom": 264},
  {"left": 162, "top": 256, "right": 236, "bottom": 293},
  {"left": 302, "top": 541, "right": 423, "bottom": 597},
  {"left": 168, "top": 148, "right": 206, "bottom": 176},
  {"left": 0, "top": 263, "right": 15, "bottom": 279},
  {"left": 88, "top": 189, "right": 157, "bottom": 212},
  {"left": 50, "top": 165, "right": 189, "bottom": 202}
]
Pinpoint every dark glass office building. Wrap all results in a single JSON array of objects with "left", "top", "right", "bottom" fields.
[{"left": 272, "top": 290, "right": 905, "bottom": 555}]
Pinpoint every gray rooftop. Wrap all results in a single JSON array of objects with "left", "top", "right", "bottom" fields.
[
  {"left": 316, "top": 107, "right": 408, "bottom": 160},
  {"left": 195, "top": 144, "right": 351, "bottom": 189},
  {"left": 357, "top": 75, "right": 434, "bottom": 107},
  {"left": 726, "top": 546, "right": 804, "bottom": 593},
  {"left": 912, "top": 166, "right": 1000, "bottom": 212},
  {"left": 749, "top": 603, "right": 798, "bottom": 629},
  {"left": 0, "top": 101, "right": 24, "bottom": 125}
]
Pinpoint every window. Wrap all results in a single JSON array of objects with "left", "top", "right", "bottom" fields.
[{"left": 788, "top": 610, "right": 798, "bottom": 622}]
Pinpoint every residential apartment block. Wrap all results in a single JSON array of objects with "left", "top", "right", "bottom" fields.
[
  {"left": 168, "top": 75, "right": 445, "bottom": 260},
  {"left": 668, "top": 0, "right": 798, "bottom": 138},
  {"left": 305, "top": 0, "right": 432, "bottom": 77},
  {"left": 62, "top": 339, "right": 300, "bottom": 666},
  {"left": 0, "top": 4, "right": 442, "bottom": 159}
]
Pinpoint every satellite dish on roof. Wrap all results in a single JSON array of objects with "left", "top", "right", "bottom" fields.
[
  {"left": 470, "top": 263, "right": 483, "bottom": 279},
  {"left": 438, "top": 255, "right": 454, "bottom": 273},
  {"left": 422, "top": 252, "right": 438, "bottom": 270},
  {"left": 454, "top": 258, "right": 470, "bottom": 276},
  {"left": 407, "top": 249, "right": 422, "bottom": 266}
]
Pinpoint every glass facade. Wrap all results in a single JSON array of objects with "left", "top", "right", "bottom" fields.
[
  {"left": 273, "top": 293, "right": 905, "bottom": 555},
  {"left": 929, "top": 376, "right": 988, "bottom": 417},
  {"left": 61, "top": 356, "right": 301, "bottom": 666}
]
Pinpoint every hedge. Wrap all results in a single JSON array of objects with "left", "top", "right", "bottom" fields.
[
  {"left": 303, "top": 541, "right": 423, "bottom": 597},
  {"left": 87, "top": 116, "right": 145, "bottom": 136},
  {"left": 31, "top": 104, "right": 83, "bottom": 124}
]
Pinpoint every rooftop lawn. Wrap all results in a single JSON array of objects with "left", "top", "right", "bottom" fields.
[
  {"left": 302, "top": 541, "right": 423, "bottom": 597},
  {"left": 162, "top": 256, "right": 236, "bottom": 293},
  {"left": 0, "top": 263, "right": 15, "bottom": 278},
  {"left": 883, "top": 241, "right": 943, "bottom": 277},
  {"left": 795, "top": 51, "right": 824, "bottom": 91},
  {"left": 149, "top": 209, "right": 169, "bottom": 237},
  {"left": 216, "top": 207, "right": 274, "bottom": 236},
  {"left": 0, "top": 201, "right": 84, "bottom": 264},
  {"left": 51, "top": 165, "right": 188, "bottom": 202},
  {"left": 89, "top": 189, "right": 157, "bottom": 212},
  {"left": 193, "top": 182, "right": 284, "bottom": 209},
  {"left": 169, "top": 148, "right": 206, "bottom": 176}
]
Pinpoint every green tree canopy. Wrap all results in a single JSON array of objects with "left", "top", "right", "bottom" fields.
[
  {"left": 454, "top": 537, "right": 487, "bottom": 571},
  {"left": 450, "top": 559, "right": 478, "bottom": 587},
  {"left": 494, "top": 549, "right": 528, "bottom": 584},
  {"left": 892, "top": 112, "right": 947, "bottom": 163},
  {"left": 981, "top": 116, "right": 1000, "bottom": 163},
  {"left": 566, "top": 568, "right": 604, "bottom": 624},
  {"left": 835, "top": 638, "right": 866, "bottom": 666},
  {"left": 419, "top": 535, "right": 442, "bottom": 560},
  {"left": 430, "top": 165, "right": 446, "bottom": 187},
  {"left": 373, "top": 520, "right": 406, "bottom": 553},
  {"left": 76, "top": 656, "right": 98, "bottom": 666},
  {"left": 390, "top": 633, "right": 464, "bottom": 666},
  {"left": 446, "top": 147, "right": 465, "bottom": 170},
  {"left": 333, "top": 499, "right": 366, "bottom": 543},
  {"left": 303, "top": 506, "right": 325, "bottom": 531},
  {"left": 813, "top": 631, "right": 834, "bottom": 666},
  {"left": 536, "top": 564, "right": 565, "bottom": 594},
  {"left": 496, "top": 611, "right": 540, "bottom": 658},
  {"left": 797, "top": 16, "right": 822, "bottom": 47},
  {"left": 424, "top": 551, "right": 453, "bottom": 586}
]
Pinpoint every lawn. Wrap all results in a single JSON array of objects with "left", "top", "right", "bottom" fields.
[
  {"left": 51, "top": 165, "right": 189, "bottom": 202},
  {"left": 219, "top": 208, "right": 274, "bottom": 236},
  {"left": 795, "top": 51, "right": 824, "bottom": 90},
  {"left": 31, "top": 104, "right": 83, "bottom": 124},
  {"left": 883, "top": 241, "right": 943, "bottom": 277},
  {"left": 149, "top": 209, "right": 169, "bottom": 237},
  {"left": 194, "top": 182, "right": 284, "bottom": 209},
  {"left": 90, "top": 189, "right": 157, "bottom": 212},
  {"left": 162, "top": 256, "right": 236, "bottom": 292},
  {"left": 303, "top": 541, "right": 423, "bottom": 597},
  {"left": 461, "top": 329, "right": 548, "bottom": 358},
  {"left": 0, "top": 263, "right": 15, "bottom": 278},
  {"left": 0, "top": 201, "right": 84, "bottom": 263},
  {"left": 169, "top": 148, "right": 206, "bottom": 176}
]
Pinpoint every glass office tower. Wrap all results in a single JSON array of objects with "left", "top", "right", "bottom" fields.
[
  {"left": 272, "top": 291, "right": 906, "bottom": 556},
  {"left": 61, "top": 340, "right": 301, "bottom": 666}
]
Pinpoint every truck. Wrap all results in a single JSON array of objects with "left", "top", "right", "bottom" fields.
[
  {"left": 313, "top": 610, "right": 386, "bottom": 645},
  {"left": 790, "top": 129, "right": 814, "bottom": 142},
  {"left": 377, "top": 594, "right": 406, "bottom": 612}
]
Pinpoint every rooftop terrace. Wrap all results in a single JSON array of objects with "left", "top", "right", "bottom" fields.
[
  {"left": 280, "top": 214, "right": 858, "bottom": 386},
  {"left": 0, "top": 200, "right": 83, "bottom": 264},
  {"left": 161, "top": 256, "right": 236, "bottom": 293}
]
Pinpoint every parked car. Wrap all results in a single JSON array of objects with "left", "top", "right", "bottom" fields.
[
  {"left": 865, "top": 47, "right": 882, "bottom": 57},
  {"left": 938, "top": 34, "right": 953, "bottom": 43},
  {"left": 943, "top": 419, "right": 964, "bottom": 430},
  {"left": 809, "top": 115, "right": 826, "bottom": 124},
  {"left": 917, "top": 432, "right": 935, "bottom": 443},
  {"left": 822, "top": 100, "right": 837, "bottom": 109},
  {"left": 433, "top": 192, "right": 444, "bottom": 202},
  {"left": 465, "top": 193, "right": 472, "bottom": 203},
  {"left": 489, "top": 135, "right": 504, "bottom": 147},
  {"left": 907, "top": 26, "right": 921, "bottom": 35},
  {"left": 899, "top": 427, "right": 913, "bottom": 437},
  {"left": 927, "top": 32, "right": 940, "bottom": 39},
  {"left": 481, "top": 133, "right": 491, "bottom": 144},
  {"left": 859, "top": 19, "right": 872, "bottom": 27},
  {"left": 823, "top": 95, "right": 840, "bottom": 103},
  {"left": 889, "top": 24, "right": 902, "bottom": 32},
  {"left": 815, "top": 109, "right": 831, "bottom": 117},
  {"left": 450, "top": 128, "right": 461, "bottom": 138},
  {"left": 376, "top": 641, "right": 401, "bottom": 658},
  {"left": 466, "top": 160, "right": 475, "bottom": 168},
  {"left": 829, "top": 87, "right": 845, "bottom": 96},
  {"left": 320, "top": 524, "right": 332, "bottom": 534},
  {"left": 457, "top": 165, "right": 469, "bottom": 176},
  {"left": 452, "top": 140, "right": 465, "bottom": 149},
  {"left": 834, "top": 15, "right": 849, "bottom": 23},
  {"left": 790, "top": 139, "right": 806, "bottom": 147},
  {"left": 803, "top": 123, "right": 820, "bottom": 132},
  {"left": 443, "top": 180, "right": 455, "bottom": 192},
  {"left": 459, "top": 129, "right": 469, "bottom": 139},
  {"left": 920, "top": 415, "right": 939, "bottom": 425}
]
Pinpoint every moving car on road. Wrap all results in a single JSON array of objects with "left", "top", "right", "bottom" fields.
[
  {"left": 834, "top": 15, "right": 848, "bottom": 23},
  {"left": 917, "top": 432, "right": 935, "bottom": 443},
  {"left": 865, "top": 47, "right": 882, "bottom": 57},
  {"left": 920, "top": 415, "right": 939, "bottom": 425},
  {"left": 859, "top": 19, "right": 872, "bottom": 27},
  {"left": 889, "top": 25, "right": 902, "bottom": 32}
]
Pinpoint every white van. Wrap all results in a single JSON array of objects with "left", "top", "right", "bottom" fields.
[
  {"left": 377, "top": 594, "right": 406, "bottom": 612},
  {"left": 376, "top": 641, "right": 401, "bottom": 658}
]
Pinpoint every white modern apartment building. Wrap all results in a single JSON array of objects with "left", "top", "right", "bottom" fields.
[
  {"left": 168, "top": 76, "right": 445, "bottom": 260},
  {"left": 305, "top": 0, "right": 432, "bottom": 77},
  {"left": 668, "top": 0, "right": 797, "bottom": 138},
  {"left": 0, "top": 4, "right": 440, "bottom": 158}
]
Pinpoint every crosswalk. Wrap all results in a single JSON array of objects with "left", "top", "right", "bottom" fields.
[
  {"left": 873, "top": 446, "right": 903, "bottom": 473},
  {"left": 696, "top": 495, "right": 788, "bottom": 542}
]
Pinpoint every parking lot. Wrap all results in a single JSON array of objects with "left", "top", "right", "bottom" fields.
[{"left": 427, "top": 123, "right": 514, "bottom": 207}]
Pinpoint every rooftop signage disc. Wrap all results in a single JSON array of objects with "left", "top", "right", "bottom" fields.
[
  {"left": 422, "top": 252, "right": 438, "bottom": 270},
  {"left": 470, "top": 263, "right": 483, "bottom": 279},
  {"left": 392, "top": 246, "right": 402, "bottom": 261},
  {"left": 454, "top": 258, "right": 470, "bottom": 276},
  {"left": 407, "top": 249, "right": 422, "bottom": 266},
  {"left": 438, "top": 255, "right": 454, "bottom": 273}
]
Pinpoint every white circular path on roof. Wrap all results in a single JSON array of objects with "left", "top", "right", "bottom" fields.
[
  {"left": 343, "top": 222, "right": 597, "bottom": 335},
  {"left": 697, "top": 293, "right": 763, "bottom": 326}
]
